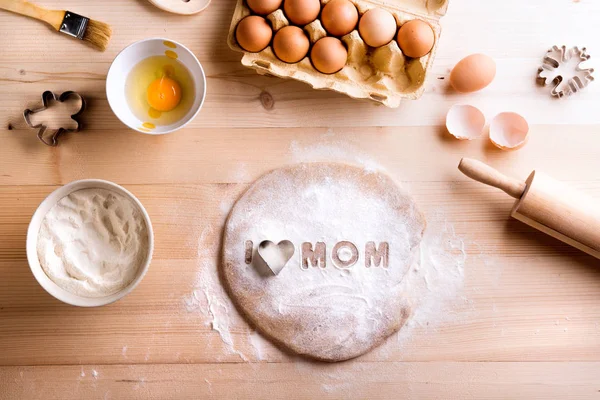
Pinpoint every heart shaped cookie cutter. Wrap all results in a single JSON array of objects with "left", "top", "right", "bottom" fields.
[
  {"left": 257, "top": 240, "right": 295, "bottom": 276},
  {"left": 23, "top": 90, "right": 86, "bottom": 146}
]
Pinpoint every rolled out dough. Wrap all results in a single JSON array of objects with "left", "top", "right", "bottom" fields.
[{"left": 222, "top": 163, "right": 426, "bottom": 361}]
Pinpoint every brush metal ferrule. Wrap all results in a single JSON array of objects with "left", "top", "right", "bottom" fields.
[{"left": 59, "top": 11, "right": 89, "bottom": 40}]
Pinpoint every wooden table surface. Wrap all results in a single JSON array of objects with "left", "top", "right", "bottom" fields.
[{"left": 1, "top": 0, "right": 600, "bottom": 398}]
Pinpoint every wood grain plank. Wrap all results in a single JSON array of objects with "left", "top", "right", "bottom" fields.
[
  {"left": 1, "top": 59, "right": 598, "bottom": 129},
  {"left": 1, "top": 184, "right": 599, "bottom": 365},
  {"left": 2, "top": 362, "right": 600, "bottom": 400},
  {"left": 1, "top": 252, "right": 599, "bottom": 365},
  {"left": 5, "top": 181, "right": 600, "bottom": 262},
  {"left": 2, "top": 126, "right": 600, "bottom": 187}
]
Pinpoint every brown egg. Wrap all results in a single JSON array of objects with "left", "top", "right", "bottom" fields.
[
  {"left": 236, "top": 16, "right": 273, "bottom": 53},
  {"left": 273, "top": 26, "right": 310, "bottom": 63},
  {"left": 321, "top": 0, "right": 358, "bottom": 37},
  {"left": 283, "top": 0, "right": 320, "bottom": 26},
  {"left": 311, "top": 37, "right": 348, "bottom": 74},
  {"left": 247, "top": 0, "right": 283, "bottom": 15},
  {"left": 358, "top": 8, "right": 397, "bottom": 48},
  {"left": 449, "top": 54, "right": 496, "bottom": 93},
  {"left": 397, "top": 19, "right": 435, "bottom": 58}
]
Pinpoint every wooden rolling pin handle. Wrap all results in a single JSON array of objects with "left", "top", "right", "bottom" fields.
[{"left": 458, "top": 158, "right": 527, "bottom": 199}]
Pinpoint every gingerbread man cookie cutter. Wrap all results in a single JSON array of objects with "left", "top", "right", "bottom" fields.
[{"left": 23, "top": 91, "right": 86, "bottom": 146}]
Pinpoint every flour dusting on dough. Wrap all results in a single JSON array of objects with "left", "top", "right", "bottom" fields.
[
  {"left": 183, "top": 136, "right": 468, "bottom": 371},
  {"left": 288, "top": 137, "right": 467, "bottom": 357},
  {"left": 223, "top": 163, "right": 426, "bottom": 361}
]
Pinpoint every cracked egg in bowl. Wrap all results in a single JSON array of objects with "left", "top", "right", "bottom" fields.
[{"left": 106, "top": 38, "right": 206, "bottom": 134}]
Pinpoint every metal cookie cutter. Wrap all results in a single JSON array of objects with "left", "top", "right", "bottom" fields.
[
  {"left": 537, "top": 45, "right": 595, "bottom": 98},
  {"left": 23, "top": 91, "right": 86, "bottom": 146}
]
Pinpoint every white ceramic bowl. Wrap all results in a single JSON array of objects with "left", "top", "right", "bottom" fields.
[
  {"left": 106, "top": 38, "right": 207, "bottom": 134},
  {"left": 26, "top": 179, "right": 154, "bottom": 307}
]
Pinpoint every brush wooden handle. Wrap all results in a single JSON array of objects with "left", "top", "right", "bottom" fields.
[
  {"left": 458, "top": 158, "right": 526, "bottom": 199},
  {"left": 0, "top": 0, "right": 64, "bottom": 30}
]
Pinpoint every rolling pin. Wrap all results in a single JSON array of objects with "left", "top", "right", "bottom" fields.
[{"left": 458, "top": 158, "right": 600, "bottom": 259}]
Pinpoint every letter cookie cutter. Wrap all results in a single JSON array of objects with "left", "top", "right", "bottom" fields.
[{"left": 23, "top": 91, "right": 86, "bottom": 146}]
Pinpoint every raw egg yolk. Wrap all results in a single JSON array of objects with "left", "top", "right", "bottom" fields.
[{"left": 147, "top": 76, "right": 182, "bottom": 112}]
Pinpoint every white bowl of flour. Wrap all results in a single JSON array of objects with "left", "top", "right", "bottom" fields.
[{"left": 26, "top": 180, "right": 154, "bottom": 307}]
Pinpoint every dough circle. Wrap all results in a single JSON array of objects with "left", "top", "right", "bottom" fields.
[{"left": 222, "top": 163, "right": 426, "bottom": 361}]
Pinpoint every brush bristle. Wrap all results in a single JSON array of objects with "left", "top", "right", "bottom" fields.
[{"left": 82, "top": 19, "right": 112, "bottom": 52}]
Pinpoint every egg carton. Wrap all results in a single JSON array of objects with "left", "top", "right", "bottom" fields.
[{"left": 227, "top": 0, "right": 449, "bottom": 107}]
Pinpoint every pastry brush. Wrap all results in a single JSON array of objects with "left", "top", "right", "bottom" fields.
[{"left": 0, "top": 0, "right": 112, "bottom": 51}]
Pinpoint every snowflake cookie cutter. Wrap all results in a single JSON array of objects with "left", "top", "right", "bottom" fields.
[
  {"left": 23, "top": 91, "right": 86, "bottom": 146},
  {"left": 537, "top": 45, "right": 595, "bottom": 98}
]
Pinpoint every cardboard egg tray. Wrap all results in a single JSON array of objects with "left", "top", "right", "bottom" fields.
[{"left": 227, "top": 0, "right": 449, "bottom": 107}]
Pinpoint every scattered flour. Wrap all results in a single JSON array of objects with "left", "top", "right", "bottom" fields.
[
  {"left": 290, "top": 137, "right": 382, "bottom": 173},
  {"left": 393, "top": 215, "right": 467, "bottom": 350},
  {"left": 204, "top": 378, "right": 213, "bottom": 393},
  {"left": 183, "top": 224, "right": 252, "bottom": 361},
  {"left": 230, "top": 162, "right": 251, "bottom": 182},
  {"left": 248, "top": 330, "right": 268, "bottom": 361},
  {"left": 294, "top": 360, "right": 383, "bottom": 396}
]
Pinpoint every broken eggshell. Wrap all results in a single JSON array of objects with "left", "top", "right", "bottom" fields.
[
  {"left": 446, "top": 104, "right": 485, "bottom": 140},
  {"left": 489, "top": 112, "right": 529, "bottom": 150}
]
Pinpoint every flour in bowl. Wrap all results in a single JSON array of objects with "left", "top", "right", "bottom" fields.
[{"left": 37, "top": 188, "right": 149, "bottom": 298}]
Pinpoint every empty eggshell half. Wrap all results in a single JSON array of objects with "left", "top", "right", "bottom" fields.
[
  {"left": 489, "top": 112, "right": 529, "bottom": 150},
  {"left": 446, "top": 105, "right": 486, "bottom": 140}
]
